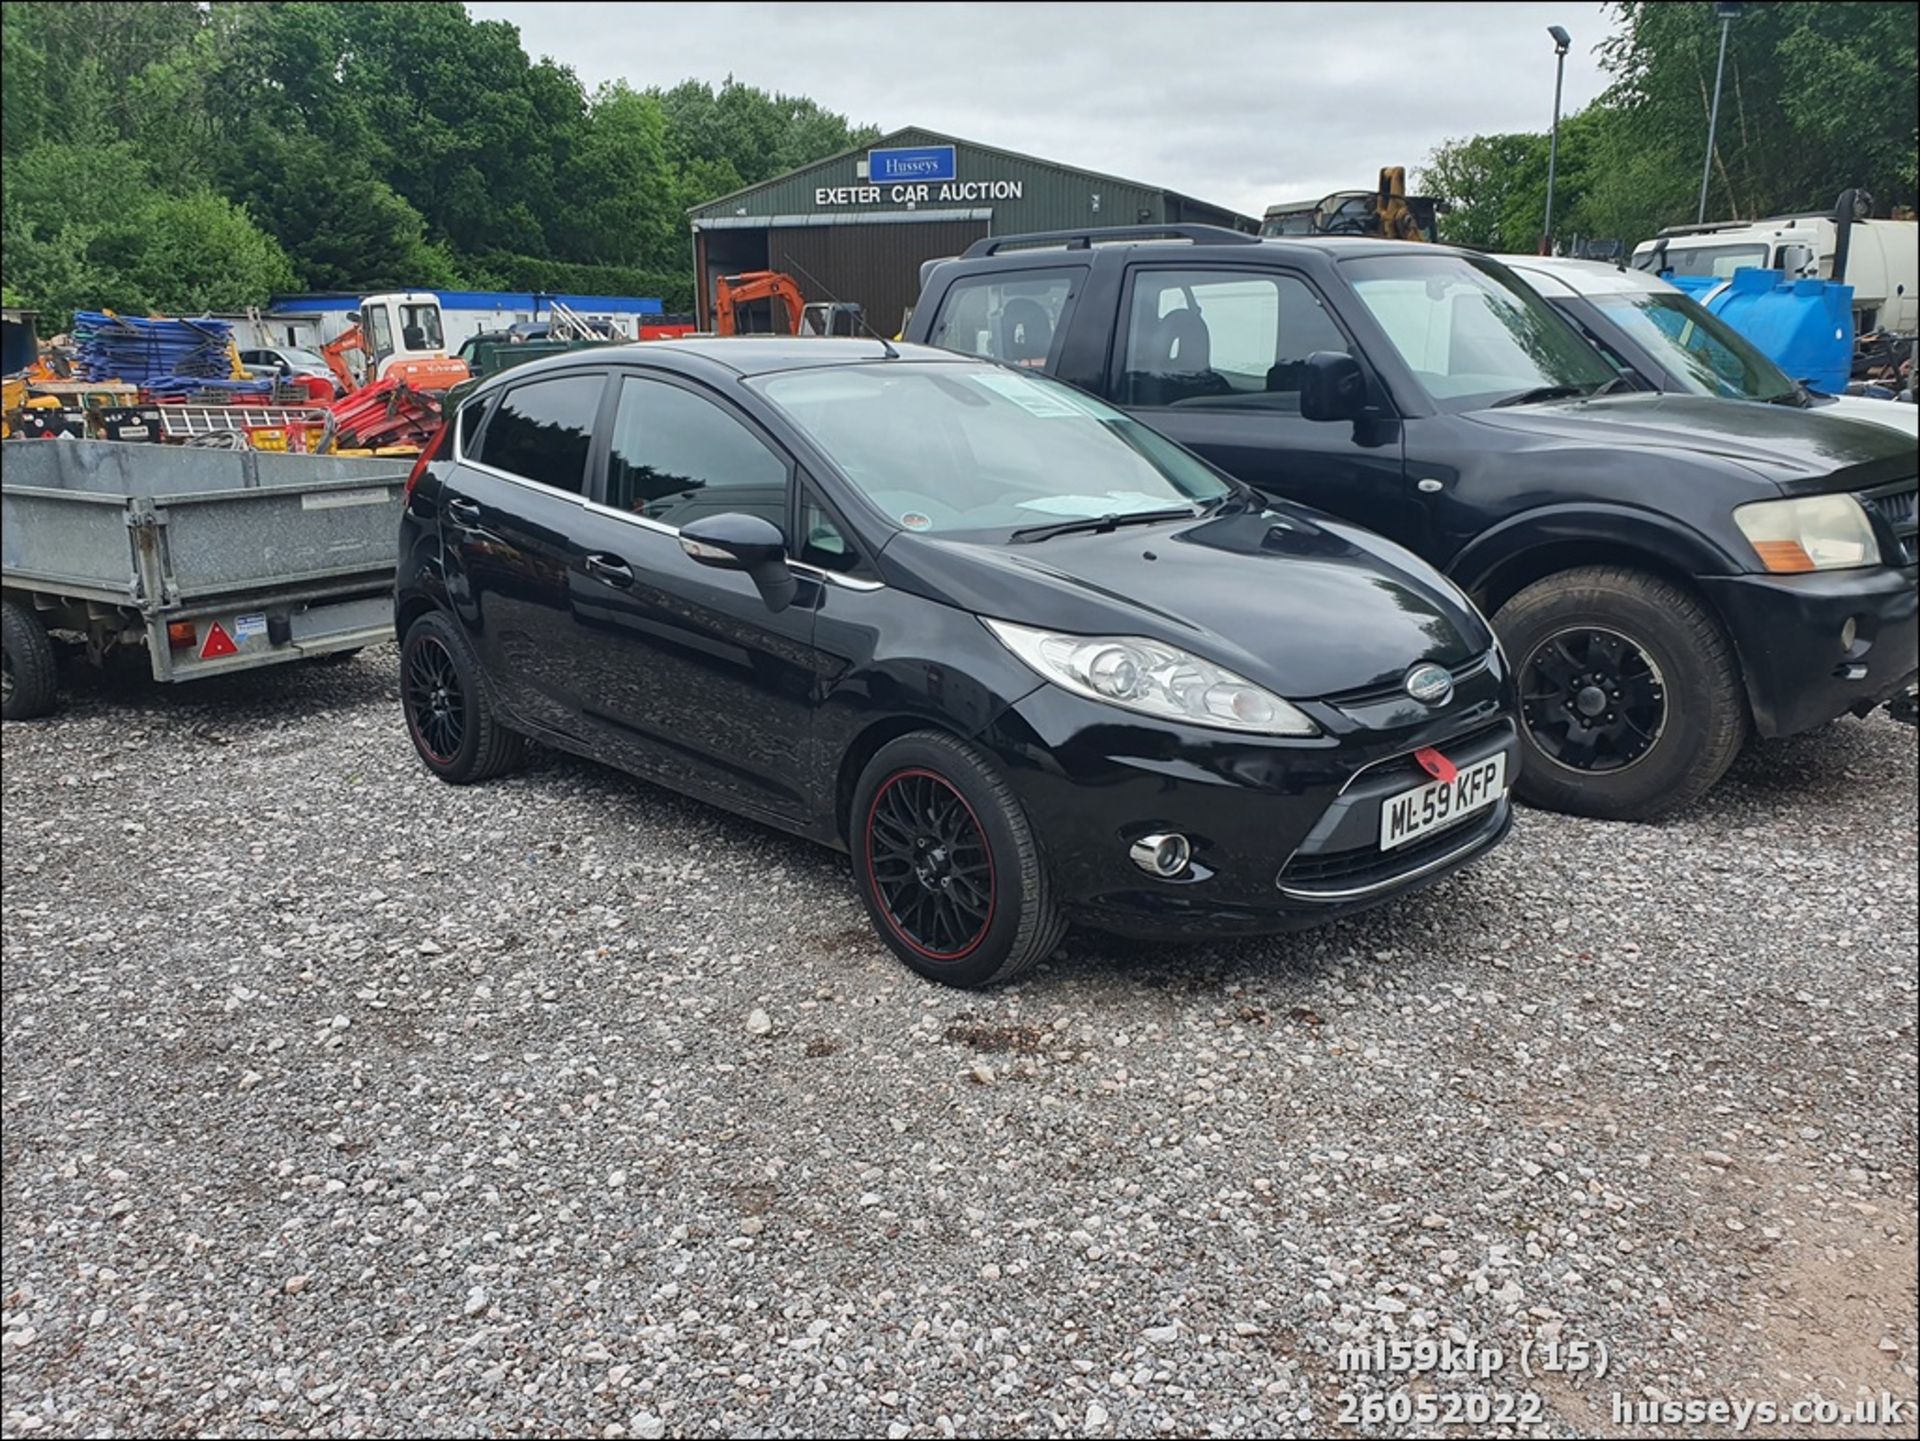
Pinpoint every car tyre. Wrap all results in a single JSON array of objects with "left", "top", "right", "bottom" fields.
[
  {"left": 399, "top": 611, "right": 525, "bottom": 784},
  {"left": 1495, "top": 565, "right": 1746, "bottom": 821},
  {"left": 2, "top": 598, "right": 59, "bottom": 720},
  {"left": 851, "top": 731, "right": 1066, "bottom": 988}
]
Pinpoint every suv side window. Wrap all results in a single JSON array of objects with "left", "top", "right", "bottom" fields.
[
  {"left": 475, "top": 373, "right": 604, "bottom": 495},
  {"left": 605, "top": 375, "right": 788, "bottom": 532},
  {"left": 930, "top": 269, "right": 1080, "bottom": 368},
  {"left": 1120, "top": 268, "right": 1348, "bottom": 410}
]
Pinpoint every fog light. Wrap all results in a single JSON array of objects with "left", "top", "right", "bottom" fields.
[
  {"left": 1840, "top": 616, "right": 1858, "bottom": 652},
  {"left": 1129, "top": 832, "right": 1191, "bottom": 878}
]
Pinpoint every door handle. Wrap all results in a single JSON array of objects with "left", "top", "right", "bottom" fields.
[
  {"left": 446, "top": 496, "right": 482, "bottom": 525},
  {"left": 1416, "top": 478, "right": 1446, "bottom": 494},
  {"left": 585, "top": 553, "right": 635, "bottom": 587}
]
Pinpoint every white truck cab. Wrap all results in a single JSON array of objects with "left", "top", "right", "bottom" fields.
[{"left": 1631, "top": 216, "right": 1917, "bottom": 337}]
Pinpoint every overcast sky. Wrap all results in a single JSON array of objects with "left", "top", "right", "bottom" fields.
[{"left": 469, "top": 1, "right": 1620, "bottom": 218}]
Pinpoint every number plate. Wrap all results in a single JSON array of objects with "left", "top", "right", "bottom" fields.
[{"left": 1379, "top": 753, "right": 1507, "bottom": 851}]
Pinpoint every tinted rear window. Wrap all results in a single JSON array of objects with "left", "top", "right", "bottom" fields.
[{"left": 475, "top": 375, "right": 604, "bottom": 495}]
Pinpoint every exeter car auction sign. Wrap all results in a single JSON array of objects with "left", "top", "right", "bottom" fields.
[{"left": 814, "top": 145, "right": 1026, "bottom": 207}]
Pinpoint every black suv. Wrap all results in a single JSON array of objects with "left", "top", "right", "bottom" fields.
[{"left": 906, "top": 226, "right": 1919, "bottom": 820}]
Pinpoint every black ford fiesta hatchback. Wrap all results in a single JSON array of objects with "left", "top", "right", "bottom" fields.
[{"left": 396, "top": 339, "right": 1520, "bottom": 986}]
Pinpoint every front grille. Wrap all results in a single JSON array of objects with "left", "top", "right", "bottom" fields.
[
  {"left": 1862, "top": 479, "right": 1918, "bottom": 566},
  {"left": 1277, "top": 802, "right": 1504, "bottom": 896},
  {"left": 1327, "top": 651, "right": 1491, "bottom": 708}
]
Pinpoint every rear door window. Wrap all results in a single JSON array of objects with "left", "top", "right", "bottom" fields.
[
  {"left": 474, "top": 373, "right": 605, "bottom": 495},
  {"left": 603, "top": 375, "right": 790, "bottom": 532},
  {"left": 929, "top": 270, "right": 1082, "bottom": 369}
]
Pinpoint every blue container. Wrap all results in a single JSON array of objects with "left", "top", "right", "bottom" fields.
[{"left": 1667, "top": 269, "right": 1854, "bottom": 394}]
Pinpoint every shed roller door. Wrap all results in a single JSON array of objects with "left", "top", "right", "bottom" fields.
[{"left": 768, "top": 219, "right": 989, "bottom": 339}]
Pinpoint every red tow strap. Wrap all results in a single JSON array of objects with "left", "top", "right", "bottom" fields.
[{"left": 1414, "top": 746, "right": 1457, "bottom": 784}]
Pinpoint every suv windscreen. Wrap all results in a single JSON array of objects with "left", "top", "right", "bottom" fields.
[
  {"left": 751, "top": 363, "right": 1230, "bottom": 540},
  {"left": 1346, "top": 253, "right": 1616, "bottom": 412},
  {"left": 1590, "top": 291, "right": 1798, "bottom": 403}
]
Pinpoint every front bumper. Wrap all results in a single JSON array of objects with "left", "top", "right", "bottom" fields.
[
  {"left": 1702, "top": 564, "right": 1919, "bottom": 738},
  {"left": 983, "top": 658, "right": 1520, "bottom": 940}
]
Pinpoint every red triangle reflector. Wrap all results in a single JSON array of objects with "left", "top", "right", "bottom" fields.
[{"left": 200, "top": 622, "right": 239, "bottom": 659}]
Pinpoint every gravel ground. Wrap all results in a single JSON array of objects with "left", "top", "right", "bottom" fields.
[{"left": 3, "top": 649, "right": 1915, "bottom": 1440}]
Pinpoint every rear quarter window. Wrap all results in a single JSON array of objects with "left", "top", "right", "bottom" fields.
[
  {"left": 474, "top": 374, "right": 604, "bottom": 495},
  {"left": 930, "top": 269, "right": 1082, "bottom": 369}
]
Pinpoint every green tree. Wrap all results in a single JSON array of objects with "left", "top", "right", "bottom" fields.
[
  {"left": 1423, "top": 1, "right": 1919, "bottom": 251},
  {"left": 113, "top": 193, "right": 297, "bottom": 312},
  {"left": 0, "top": 0, "right": 873, "bottom": 316}
]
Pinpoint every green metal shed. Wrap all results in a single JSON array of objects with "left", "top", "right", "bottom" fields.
[{"left": 688, "top": 126, "right": 1256, "bottom": 335}]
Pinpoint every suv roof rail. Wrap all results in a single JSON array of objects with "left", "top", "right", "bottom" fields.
[{"left": 960, "top": 224, "right": 1261, "bottom": 259}]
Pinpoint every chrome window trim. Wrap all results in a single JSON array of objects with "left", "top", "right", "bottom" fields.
[
  {"left": 459, "top": 456, "right": 590, "bottom": 506},
  {"left": 450, "top": 465, "right": 886, "bottom": 592}
]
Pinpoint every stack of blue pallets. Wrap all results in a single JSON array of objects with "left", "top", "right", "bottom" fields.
[{"left": 71, "top": 313, "right": 237, "bottom": 385}]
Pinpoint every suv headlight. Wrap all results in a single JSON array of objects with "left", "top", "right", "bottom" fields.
[
  {"left": 1734, "top": 495, "right": 1880, "bottom": 573},
  {"left": 983, "top": 618, "right": 1319, "bottom": 736}
]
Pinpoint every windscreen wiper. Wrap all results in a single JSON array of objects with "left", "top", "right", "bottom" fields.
[
  {"left": 1009, "top": 507, "right": 1198, "bottom": 544},
  {"left": 1490, "top": 384, "right": 1590, "bottom": 408}
]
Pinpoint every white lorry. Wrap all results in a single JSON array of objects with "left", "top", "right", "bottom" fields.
[{"left": 1631, "top": 213, "right": 1917, "bottom": 338}]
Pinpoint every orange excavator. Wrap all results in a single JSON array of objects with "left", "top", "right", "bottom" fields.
[
  {"left": 319, "top": 292, "right": 470, "bottom": 393},
  {"left": 712, "top": 271, "right": 806, "bottom": 336}
]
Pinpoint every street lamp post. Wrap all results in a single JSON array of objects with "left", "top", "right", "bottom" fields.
[
  {"left": 1542, "top": 25, "right": 1571, "bottom": 255},
  {"left": 1697, "top": 2, "right": 1746, "bottom": 223}
]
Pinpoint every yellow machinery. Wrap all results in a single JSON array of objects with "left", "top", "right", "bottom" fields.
[{"left": 1261, "top": 167, "right": 1439, "bottom": 242}]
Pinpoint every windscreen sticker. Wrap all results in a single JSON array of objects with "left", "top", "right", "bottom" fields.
[
  {"left": 970, "top": 372, "right": 1094, "bottom": 417},
  {"left": 233, "top": 613, "right": 268, "bottom": 642}
]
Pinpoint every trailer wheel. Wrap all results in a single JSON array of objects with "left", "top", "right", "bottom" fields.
[{"left": 2, "top": 598, "right": 60, "bottom": 720}]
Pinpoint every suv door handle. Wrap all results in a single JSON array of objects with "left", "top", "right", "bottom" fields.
[
  {"left": 585, "top": 553, "right": 635, "bottom": 587},
  {"left": 446, "top": 496, "right": 482, "bottom": 525}
]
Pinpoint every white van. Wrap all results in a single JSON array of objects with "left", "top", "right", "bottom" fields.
[{"left": 1630, "top": 215, "right": 1917, "bottom": 337}]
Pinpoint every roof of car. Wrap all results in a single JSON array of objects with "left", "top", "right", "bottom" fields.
[
  {"left": 937, "top": 228, "right": 1477, "bottom": 270},
  {"left": 469, "top": 336, "right": 964, "bottom": 390},
  {"left": 1495, "top": 255, "right": 1677, "bottom": 298},
  {"left": 650, "top": 337, "right": 954, "bottom": 373}
]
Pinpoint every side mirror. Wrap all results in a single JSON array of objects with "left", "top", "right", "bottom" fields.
[
  {"left": 679, "top": 512, "right": 795, "bottom": 611},
  {"left": 1300, "top": 350, "right": 1368, "bottom": 423}
]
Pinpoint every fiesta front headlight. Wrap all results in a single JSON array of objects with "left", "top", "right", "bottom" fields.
[
  {"left": 1734, "top": 495, "right": 1881, "bottom": 573},
  {"left": 983, "top": 618, "right": 1320, "bottom": 736}
]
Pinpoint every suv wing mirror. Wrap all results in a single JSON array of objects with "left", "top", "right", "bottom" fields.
[{"left": 1300, "top": 351, "right": 1368, "bottom": 423}]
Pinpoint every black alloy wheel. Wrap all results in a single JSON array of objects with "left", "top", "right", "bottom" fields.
[
  {"left": 849, "top": 732, "right": 1066, "bottom": 988},
  {"left": 1520, "top": 626, "right": 1666, "bottom": 773},
  {"left": 405, "top": 632, "right": 465, "bottom": 765},
  {"left": 865, "top": 768, "right": 995, "bottom": 959},
  {"left": 1493, "top": 566, "right": 1747, "bottom": 821},
  {"left": 398, "top": 611, "right": 526, "bottom": 784}
]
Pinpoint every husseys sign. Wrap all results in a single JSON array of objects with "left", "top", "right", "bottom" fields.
[{"left": 814, "top": 145, "right": 1025, "bottom": 207}]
